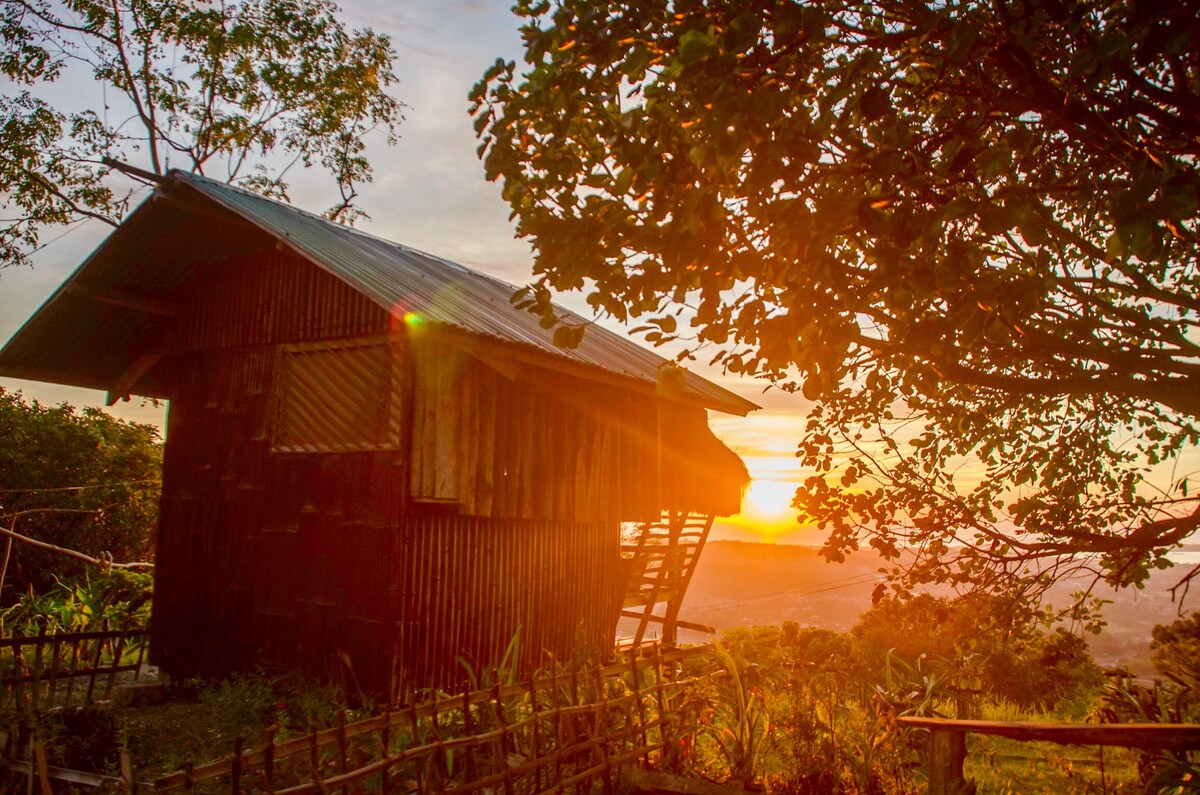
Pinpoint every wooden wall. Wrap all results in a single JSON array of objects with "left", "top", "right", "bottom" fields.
[
  {"left": 153, "top": 347, "right": 625, "bottom": 690},
  {"left": 409, "top": 339, "right": 662, "bottom": 523}
]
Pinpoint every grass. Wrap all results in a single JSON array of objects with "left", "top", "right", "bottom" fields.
[{"left": 967, "top": 735, "right": 1142, "bottom": 794}]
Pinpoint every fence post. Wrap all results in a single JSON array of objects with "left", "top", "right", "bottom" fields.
[
  {"left": 594, "top": 665, "right": 613, "bottom": 795},
  {"left": 462, "top": 685, "right": 480, "bottom": 784},
  {"left": 927, "top": 729, "right": 975, "bottom": 795},
  {"left": 230, "top": 736, "right": 243, "bottom": 795},
  {"left": 30, "top": 623, "right": 46, "bottom": 713},
  {"left": 380, "top": 706, "right": 393, "bottom": 793},
  {"left": 262, "top": 727, "right": 275, "bottom": 793},
  {"left": 33, "top": 737, "right": 54, "bottom": 795},
  {"left": 47, "top": 630, "right": 63, "bottom": 710},
  {"left": 336, "top": 709, "right": 348, "bottom": 791}
]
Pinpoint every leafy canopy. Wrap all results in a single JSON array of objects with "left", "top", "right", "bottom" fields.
[
  {"left": 471, "top": 0, "right": 1200, "bottom": 601},
  {"left": 1, "top": 0, "right": 403, "bottom": 266}
]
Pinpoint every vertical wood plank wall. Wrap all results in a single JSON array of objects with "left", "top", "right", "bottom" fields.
[
  {"left": 409, "top": 339, "right": 663, "bottom": 523},
  {"left": 151, "top": 249, "right": 630, "bottom": 689}
]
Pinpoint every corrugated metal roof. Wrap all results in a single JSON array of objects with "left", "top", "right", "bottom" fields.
[{"left": 173, "top": 172, "right": 757, "bottom": 415}]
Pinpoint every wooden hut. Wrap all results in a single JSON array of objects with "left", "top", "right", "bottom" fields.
[{"left": 0, "top": 171, "right": 757, "bottom": 690}]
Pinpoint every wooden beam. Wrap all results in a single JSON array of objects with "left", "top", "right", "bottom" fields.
[
  {"left": 897, "top": 717, "right": 1200, "bottom": 752},
  {"left": 619, "top": 610, "right": 715, "bottom": 634},
  {"left": 101, "top": 156, "right": 163, "bottom": 185},
  {"left": 66, "top": 284, "right": 181, "bottom": 317},
  {"left": 464, "top": 344, "right": 517, "bottom": 380},
  {"left": 106, "top": 352, "right": 163, "bottom": 406}
]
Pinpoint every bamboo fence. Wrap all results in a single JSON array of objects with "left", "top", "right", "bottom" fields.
[
  {"left": 2, "top": 645, "right": 713, "bottom": 795},
  {"left": 0, "top": 622, "right": 148, "bottom": 711}
]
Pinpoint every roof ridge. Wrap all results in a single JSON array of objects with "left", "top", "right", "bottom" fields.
[
  {"left": 165, "top": 169, "right": 758, "bottom": 415},
  {"left": 170, "top": 171, "right": 536, "bottom": 291}
]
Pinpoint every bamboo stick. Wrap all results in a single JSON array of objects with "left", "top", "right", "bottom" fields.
[
  {"left": 84, "top": 621, "right": 107, "bottom": 704},
  {"left": 46, "top": 633, "right": 62, "bottom": 710},
  {"left": 335, "top": 710, "right": 348, "bottom": 794},
  {"left": 30, "top": 625, "right": 47, "bottom": 713},
  {"left": 33, "top": 738, "right": 53, "bottom": 795},
  {"left": 104, "top": 630, "right": 129, "bottom": 700}
]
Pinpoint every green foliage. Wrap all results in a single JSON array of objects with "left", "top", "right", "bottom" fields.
[
  {"left": 985, "top": 628, "right": 1105, "bottom": 713},
  {"left": 3, "top": 707, "right": 121, "bottom": 773},
  {"left": 473, "top": 0, "right": 1200, "bottom": 599},
  {"left": 0, "top": 0, "right": 403, "bottom": 267},
  {"left": 854, "top": 594, "right": 1103, "bottom": 712},
  {"left": 458, "top": 625, "right": 523, "bottom": 691},
  {"left": 1150, "top": 612, "right": 1200, "bottom": 695},
  {"left": 0, "top": 570, "right": 153, "bottom": 632},
  {"left": 0, "top": 389, "right": 161, "bottom": 599},
  {"left": 1092, "top": 676, "right": 1200, "bottom": 791},
  {"left": 197, "top": 674, "right": 280, "bottom": 743},
  {"left": 697, "top": 640, "right": 770, "bottom": 784},
  {"left": 711, "top": 624, "right": 927, "bottom": 793},
  {"left": 703, "top": 611, "right": 1115, "bottom": 792}
]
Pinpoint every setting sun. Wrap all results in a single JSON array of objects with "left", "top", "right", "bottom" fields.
[
  {"left": 719, "top": 478, "right": 812, "bottom": 541},
  {"left": 744, "top": 479, "right": 797, "bottom": 520}
]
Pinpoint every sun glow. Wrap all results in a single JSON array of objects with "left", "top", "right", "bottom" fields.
[
  {"left": 724, "top": 478, "right": 810, "bottom": 541},
  {"left": 744, "top": 479, "right": 796, "bottom": 520}
]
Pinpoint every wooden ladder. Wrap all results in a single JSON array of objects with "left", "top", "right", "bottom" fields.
[{"left": 619, "top": 510, "right": 716, "bottom": 650}]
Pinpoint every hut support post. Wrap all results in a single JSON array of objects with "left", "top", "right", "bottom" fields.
[{"left": 926, "top": 729, "right": 975, "bottom": 795}]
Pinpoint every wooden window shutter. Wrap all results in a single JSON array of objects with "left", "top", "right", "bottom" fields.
[{"left": 272, "top": 338, "right": 401, "bottom": 453}]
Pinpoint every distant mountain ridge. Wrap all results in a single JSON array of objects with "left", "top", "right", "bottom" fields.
[{"left": 675, "top": 540, "right": 1190, "bottom": 676}]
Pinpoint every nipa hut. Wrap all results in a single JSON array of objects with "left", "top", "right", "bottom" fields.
[{"left": 0, "top": 171, "right": 757, "bottom": 690}]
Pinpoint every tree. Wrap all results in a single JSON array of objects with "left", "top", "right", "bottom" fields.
[
  {"left": 1, "top": 0, "right": 403, "bottom": 267},
  {"left": 1150, "top": 612, "right": 1200, "bottom": 694},
  {"left": 0, "top": 388, "right": 162, "bottom": 600},
  {"left": 854, "top": 594, "right": 1102, "bottom": 710},
  {"left": 471, "top": 0, "right": 1200, "bottom": 602}
]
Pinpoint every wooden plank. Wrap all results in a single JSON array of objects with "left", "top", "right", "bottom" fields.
[
  {"left": 897, "top": 718, "right": 1200, "bottom": 751},
  {"left": 619, "top": 611, "right": 714, "bottom": 634},
  {"left": 0, "top": 628, "right": 146, "bottom": 650},
  {"left": 476, "top": 374, "right": 497, "bottom": 515},
  {"left": 107, "top": 352, "right": 165, "bottom": 405},
  {"left": 432, "top": 352, "right": 459, "bottom": 501},
  {"left": 2, "top": 757, "right": 126, "bottom": 789},
  {"left": 67, "top": 283, "right": 182, "bottom": 317}
]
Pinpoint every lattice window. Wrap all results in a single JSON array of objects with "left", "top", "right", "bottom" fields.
[{"left": 271, "top": 338, "right": 402, "bottom": 453}]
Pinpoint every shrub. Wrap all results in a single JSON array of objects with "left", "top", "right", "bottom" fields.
[{"left": 0, "top": 388, "right": 161, "bottom": 600}]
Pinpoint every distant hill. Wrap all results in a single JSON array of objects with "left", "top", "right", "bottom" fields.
[{"left": 668, "top": 540, "right": 1193, "bottom": 677}]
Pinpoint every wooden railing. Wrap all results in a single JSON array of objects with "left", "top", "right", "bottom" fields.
[
  {"left": 0, "top": 623, "right": 149, "bottom": 710},
  {"left": 898, "top": 716, "right": 1200, "bottom": 795}
]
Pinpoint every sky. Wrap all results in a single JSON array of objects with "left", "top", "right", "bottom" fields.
[{"left": 0, "top": 0, "right": 822, "bottom": 543}]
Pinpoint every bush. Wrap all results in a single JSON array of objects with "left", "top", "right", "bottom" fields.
[
  {"left": 986, "top": 629, "right": 1104, "bottom": 712},
  {"left": 1150, "top": 613, "right": 1200, "bottom": 697}
]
